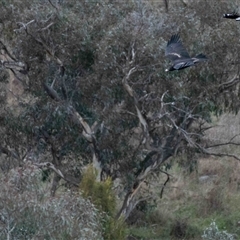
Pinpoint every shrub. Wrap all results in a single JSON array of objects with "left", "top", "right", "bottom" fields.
[
  {"left": 80, "top": 165, "right": 127, "bottom": 240},
  {"left": 0, "top": 164, "right": 103, "bottom": 239},
  {"left": 202, "top": 221, "right": 236, "bottom": 240}
]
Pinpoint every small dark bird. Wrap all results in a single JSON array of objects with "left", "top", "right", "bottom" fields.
[
  {"left": 223, "top": 11, "right": 240, "bottom": 20},
  {"left": 165, "top": 34, "right": 208, "bottom": 72}
]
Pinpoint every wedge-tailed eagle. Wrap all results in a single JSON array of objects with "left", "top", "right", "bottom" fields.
[
  {"left": 165, "top": 34, "right": 208, "bottom": 72},
  {"left": 223, "top": 11, "right": 240, "bottom": 20}
]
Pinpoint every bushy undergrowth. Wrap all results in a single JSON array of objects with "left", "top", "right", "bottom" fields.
[
  {"left": 202, "top": 221, "right": 236, "bottom": 240},
  {"left": 0, "top": 164, "right": 103, "bottom": 239},
  {"left": 80, "top": 166, "right": 126, "bottom": 240},
  {"left": 128, "top": 154, "right": 240, "bottom": 239}
]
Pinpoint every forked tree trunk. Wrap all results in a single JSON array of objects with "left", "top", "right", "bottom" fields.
[{"left": 116, "top": 150, "right": 173, "bottom": 220}]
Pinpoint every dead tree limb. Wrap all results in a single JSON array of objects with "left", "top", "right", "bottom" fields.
[{"left": 43, "top": 82, "right": 103, "bottom": 180}]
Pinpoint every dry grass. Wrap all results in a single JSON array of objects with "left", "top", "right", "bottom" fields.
[
  {"left": 207, "top": 113, "right": 240, "bottom": 142},
  {"left": 164, "top": 156, "right": 240, "bottom": 205},
  {"left": 204, "top": 112, "right": 240, "bottom": 156},
  {"left": 136, "top": 155, "right": 240, "bottom": 238},
  {"left": 131, "top": 113, "right": 240, "bottom": 239}
]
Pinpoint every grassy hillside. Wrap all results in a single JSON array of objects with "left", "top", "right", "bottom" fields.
[{"left": 127, "top": 113, "right": 240, "bottom": 239}]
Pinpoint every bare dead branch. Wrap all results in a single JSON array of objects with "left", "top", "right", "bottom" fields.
[
  {"left": 205, "top": 135, "right": 240, "bottom": 149},
  {"left": 203, "top": 151, "right": 240, "bottom": 161},
  {"left": 129, "top": 42, "right": 136, "bottom": 65},
  {"left": 33, "top": 162, "right": 79, "bottom": 187},
  {"left": 37, "top": 22, "right": 54, "bottom": 32},
  {"left": 48, "top": 0, "right": 60, "bottom": 12},
  {"left": 122, "top": 66, "right": 149, "bottom": 145},
  {"left": 16, "top": 20, "right": 35, "bottom": 30},
  {"left": 219, "top": 74, "right": 240, "bottom": 91},
  {"left": 159, "top": 169, "right": 171, "bottom": 198},
  {"left": 43, "top": 82, "right": 61, "bottom": 101},
  {"left": 42, "top": 81, "right": 103, "bottom": 180},
  {"left": 1, "top": 61, "right": 27, "bottom": 72}
]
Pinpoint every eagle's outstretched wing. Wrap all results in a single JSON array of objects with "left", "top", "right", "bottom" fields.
[
  {"left": 223, "top": 11, "right": 240, "bottom": 19},
  {"left": 165, "top": 34, "right": 190, "bottom": 61}
]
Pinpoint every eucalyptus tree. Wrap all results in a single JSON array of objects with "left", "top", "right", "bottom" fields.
[{"left": 1, "top": 0, "right": 240, "bottom": 220}]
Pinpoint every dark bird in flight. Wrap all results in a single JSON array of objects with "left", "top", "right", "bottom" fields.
[
  {"left": 165, "top": 34, "right": 208, "bottom": 72},
  {"left": 223, "top": 11, "right": 240, "bottom": 20}
]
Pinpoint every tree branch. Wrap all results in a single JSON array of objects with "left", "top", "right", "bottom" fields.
[{"left": 33, "top": 162, "right": 79, "bottom": 186}]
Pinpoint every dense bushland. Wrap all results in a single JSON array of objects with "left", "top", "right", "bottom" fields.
[{"left": 1, "top": 0, "right": 240, "bottom": 239}]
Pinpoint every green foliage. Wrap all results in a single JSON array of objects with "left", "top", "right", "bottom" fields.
[
  {"left": 80, "top": 166, "right": 115, "bottom": 215},
  {"left": 73, "top": 49, "right": 95, "bottom": 70},
  {"left": 0, "top": 165, "right": 103, "bottom": 239},
  {"left": 80, "top": 166, "right": 127, "bottom": 240},
  {"left": 103, "top": 216, "right": 126, "bottom": 240},
  {"left": 2, "top": 1, "right": 240, "bottom": 239}
]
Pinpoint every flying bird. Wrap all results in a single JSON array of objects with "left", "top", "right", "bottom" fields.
[
  {"left": 165, "top": 34, "right": 208, "bottom": 72},
  {"left": 223, "top": 11, "right": 240, "bottom": 20}
]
